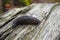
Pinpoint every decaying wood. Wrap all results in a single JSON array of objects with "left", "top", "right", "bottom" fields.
[{"left": 0, "top": 3, "right": 60, "bottom": 40}]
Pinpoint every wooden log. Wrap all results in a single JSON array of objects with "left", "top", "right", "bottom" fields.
[{"left": 0, "top": 3, "right": 60, "bottom": 40}]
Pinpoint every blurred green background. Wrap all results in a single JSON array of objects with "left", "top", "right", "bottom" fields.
[{"left": 0, "top": 0, "right": 60, "bottom": 13}]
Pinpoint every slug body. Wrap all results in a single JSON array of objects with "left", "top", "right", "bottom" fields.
[{"left": 12, "top": 16, "right": 40, "bottom": 28}]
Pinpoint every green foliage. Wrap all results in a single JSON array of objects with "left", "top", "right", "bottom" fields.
[
  {"left": 19, "top": 0, "right": 31, "bottom": 6},
  {"left": 5, "top": 0, "right": 10, "bottom": 3},
  {"left": 24, "top": 0, "right": 31, "bottom": 6}
]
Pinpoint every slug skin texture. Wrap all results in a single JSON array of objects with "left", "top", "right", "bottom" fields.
[{"left": 12, "top": 16, "right": 40, "bottom": 28}]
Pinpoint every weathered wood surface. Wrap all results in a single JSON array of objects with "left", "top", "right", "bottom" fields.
[{"left": 0, "top": 3, "right": 60, "bottom": 40}]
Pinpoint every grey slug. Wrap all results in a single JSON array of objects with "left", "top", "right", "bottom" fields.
[{"left": 12, "top": 16, "right": 40, "bottom": 28}]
